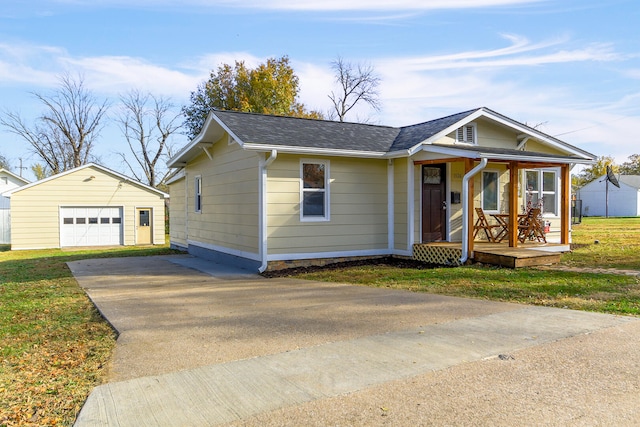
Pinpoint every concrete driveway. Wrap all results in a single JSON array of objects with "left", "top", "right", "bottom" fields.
[{"left": 70, "top": 255, "right": 640, "bottom": 426}]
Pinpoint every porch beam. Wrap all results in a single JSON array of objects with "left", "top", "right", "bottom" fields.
[
  {"left": 561, "top": 164, "right": 570, "bottom": 244},
  {"left": 413, "top": 157, "right": 468, "bottom": 165},
  {"left": 509, "top": 161, "right": 519, "bottom": 247}
]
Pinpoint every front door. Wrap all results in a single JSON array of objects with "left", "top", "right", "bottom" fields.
[
  {"left": 136, "top": 208, "right": 152, "bottom": 245},
  {"left": 421, "top": 164, "right": 447, "bottom": 242}
]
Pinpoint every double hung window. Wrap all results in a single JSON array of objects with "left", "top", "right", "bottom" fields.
[{"left": 301, "top": 160, "right": 329, "bottom": 221}]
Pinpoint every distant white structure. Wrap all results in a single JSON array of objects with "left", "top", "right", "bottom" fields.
[
  {"left": 0, "top": 169, "right": 30, "bottom": 244},
  {"left": 578, "top": 175, "right": 640, "bottom": 217}
]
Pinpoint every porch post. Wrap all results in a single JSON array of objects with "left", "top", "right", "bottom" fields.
[
  {"left": 509, "top": 162, "right": 519, "bottom": 247},
  {"left": 560, "top": 164, "right": 570, "bottom": 244},
  {"left": 465, "top": 158, "right": 474, "bottom": 256}
]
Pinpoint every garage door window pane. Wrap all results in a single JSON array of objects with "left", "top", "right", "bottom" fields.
[
  {"left": 89, "top": 217, "right": 98, "bottom": 224},
  {"left": 100, "top": 218, "right": 110, "bottom": 224},
  {"left": 76, "top": 218, "right": 86, "bottom": 224},
  {"left": 112, "top": 217, "right": 121, "bottom": 224},
  {"left": 63, "top": 218, "right": 73, "bottom": 224}
]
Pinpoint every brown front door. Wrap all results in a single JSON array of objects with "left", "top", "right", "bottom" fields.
[{"left": 421, "top": 164, "right": 447, "bottom": 242}]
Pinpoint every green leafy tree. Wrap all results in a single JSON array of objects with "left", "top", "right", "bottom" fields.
[
  {"left": 573, "top": 155, "right": 618, "bottom": 189},
  {"left": 619, "top": 154, "right": 640, "bottom": 175},
  {"left": 182, "top": 56, "right": 322, "bottom": 139}
]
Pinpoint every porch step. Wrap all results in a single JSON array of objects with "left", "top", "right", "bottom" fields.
[{"left": 473, "top": 248, "right": 560, "bottom": 268}]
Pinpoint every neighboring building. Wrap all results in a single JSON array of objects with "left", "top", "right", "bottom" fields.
[
  {"left": 6, "top": 163, "right": 169, "bottom": 250},
  {"left": 167, "top": 107, "right": 596, "bottom": 272},
  {"left": 0, "top": 168, "right": 30, "bottom": 244},
  {"left": 578, "top": 175, "right": 640, "bottom": 217}
]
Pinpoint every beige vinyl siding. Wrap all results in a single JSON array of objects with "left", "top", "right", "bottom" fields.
[
  {"left": 393, "top": 158, "right": 408, "bottom": 251},
  {"left": 475, "top": 119, "right": 519, "bottom": 149},
  {"left": 10, "top": 166, "right": 166, "bottom": 249},
  {"left": 168, "top": 176, "right": 187, "bottom": 247},
  {"left": 267, "top": 155, "right": 388, "bottom": 255},
  {"left": 184, "top": 138, "right": 260, "bottom": 255},
  {"left": 524, "top": 140, "right": 569, "bottom": 155},
  {"left": 449, "top": 162, "right": 465, "bottom": 241}
]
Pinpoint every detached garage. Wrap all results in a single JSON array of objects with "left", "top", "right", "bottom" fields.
[{"left": 6, "top": 163, "right": 169, "bottom": 250}]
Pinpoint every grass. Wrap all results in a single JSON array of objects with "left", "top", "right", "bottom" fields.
[
  {"left": 1, "top": 218, "right": 638, "bottom": 426},
  {"left": 292, "top": 217, "right": 640, "bottom": 316},
  {"left": 0, "top": 244, "right": 179, "bottom": 426}
]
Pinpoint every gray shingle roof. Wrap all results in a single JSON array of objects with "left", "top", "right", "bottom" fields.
[
  {"left": 213, "top": 110, "right": 400, "bottom": 152},
  {"left": 389, "top": 109, "right": 478, "bottom": 151}
]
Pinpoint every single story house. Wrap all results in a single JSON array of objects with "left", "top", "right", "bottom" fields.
[
  {"left": 6, "top": 163, "right": 168, "bottom": 250},
  {"left": 167, "top": 107, "right": 596, "bottom": 272},
  {"left": 0, "top": 168, "right": 30, "bottom": 244},
  {"left": 578, "top": 175, "right": 640, "bottom": 217}
]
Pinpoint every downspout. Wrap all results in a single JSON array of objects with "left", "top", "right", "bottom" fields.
[
  {"left": 259, "top": 150, "right": 277, "bottom": 273},
  {"left": 460, "top": 157, "right": 488, "bottom": 264}
]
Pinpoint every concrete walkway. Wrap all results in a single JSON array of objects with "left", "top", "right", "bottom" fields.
[{"left": 70, "top": 255, "right": 640, "bottom": 426}]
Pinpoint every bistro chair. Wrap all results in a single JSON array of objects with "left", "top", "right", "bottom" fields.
[
  {"left": 517, "top": 208, "right": 547, "bottom": 243},
  {"left": 473, "top": 208, "right": 501, "bottom": 242}
]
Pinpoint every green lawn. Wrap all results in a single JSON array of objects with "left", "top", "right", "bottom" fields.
[
  {"left": 292, "top": 217, "right": 640, "bottom": 316},
  {"left": 0, "top": 245, "right": 178, "bottom": 426}
]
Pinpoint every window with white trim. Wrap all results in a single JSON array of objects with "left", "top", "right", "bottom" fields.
[
  {"left": 525, "top": 169, "right": 557, "bottom": 215},
  {"left": 455, "top": 123, "right": 477, "bottom": 144},
  {"left": 482, "top": 170, "right": 499, "bottom": 212},
  {"left": 300, "top": 160, "right": 329, "bottom": 221},
  {"left": 194, "top": 176, "right": 202, "bottom": 213}
]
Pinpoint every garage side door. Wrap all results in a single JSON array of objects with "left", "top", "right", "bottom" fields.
[{"left": 60, "top": 207, "right": 123, "bottom": 247}]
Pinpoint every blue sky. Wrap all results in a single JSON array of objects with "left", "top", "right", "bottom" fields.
[{"left": 1, "top": 0, "right": 638, "bottom": 180}]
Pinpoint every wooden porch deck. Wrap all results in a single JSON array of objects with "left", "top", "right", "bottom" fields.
[{"left": 413, "top": 241, "right": 568, "bottom": 268}]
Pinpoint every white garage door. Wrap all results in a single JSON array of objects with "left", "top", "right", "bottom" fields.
[{"left": 60, "top": 207, "right": 123, "bottom": 247}]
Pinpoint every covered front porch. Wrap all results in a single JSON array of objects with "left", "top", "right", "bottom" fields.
[{"left": 411, "top": 142, "right": 583, "bottom": 267}]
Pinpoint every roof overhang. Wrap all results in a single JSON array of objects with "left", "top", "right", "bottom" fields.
[
  {"left": 418, "top": 143, "right": 594, "bottom": 166},
  {"left": 242, "top": 143, "right": 387, "bottom": 158}
]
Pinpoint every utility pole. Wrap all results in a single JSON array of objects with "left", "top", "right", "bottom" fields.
[{"left": 17, "top": 158, "right": 27, "bottom": 177}]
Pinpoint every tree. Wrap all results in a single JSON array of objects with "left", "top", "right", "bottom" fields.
[
  {"left": 0, "top": 74, "right": 109, "bottom": 174},
  {"left": 182, "top": 56, "right": 321, "bottom": 138},
  {"left": 31, "top": 163, "right": 51, "bottom": 180},
  {"left": 573, "top": 155, "right": 618, "bottom": 189},
  {"left": 619, "top": 154, "right": 640, "bottom": 175},
  {"left": 0, "top": 153, "right": 9, "bottom": 170},
  {"left": 116, "top": 90, "right": 182, "bottom": 188},
  {"left": 327, "top": 57, "right": 381, "bottom": 122}
]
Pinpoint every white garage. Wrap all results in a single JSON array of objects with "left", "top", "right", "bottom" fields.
[{"left": 60, "top": 207, "right": 123, "bottom": 247}]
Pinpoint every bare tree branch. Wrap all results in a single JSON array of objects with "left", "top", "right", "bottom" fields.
[
  {"left": 116, "top": 89, "right": 182, "bottom": 188},
  {"left": 0, "top": 73, "right": 109, "bottom": 173},
  {"left": 328, "top": 57, "right": 381, "bottom": 122}
]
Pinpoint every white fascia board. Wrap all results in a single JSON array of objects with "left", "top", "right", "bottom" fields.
[
  {"left": 165, "top": 168, "right": 186, "bottom": 185},
  {"left": 242, "top": 143, "right": 387, "bottom": 158},
  {"left": 167, "top": 112, "right": 246, "bottom": 168}
]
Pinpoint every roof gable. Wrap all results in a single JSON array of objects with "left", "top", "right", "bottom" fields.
[
  {"left": 6, "top": 163, "right": 169, "bottom": 198},
  {"left": 0, "top": 168, "right": 30, "bottom": 185}
]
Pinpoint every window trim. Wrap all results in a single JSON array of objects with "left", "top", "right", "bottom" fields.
[
  {"left": 300, "top": 159, "right": 330, "bottom": 222},
  {"left": 481, "top": 170, "right": 500, "bottom": 213},
  {"left": 194, "top": 175, "right": 202, "bottom": 213},
  {"left": 455, "top": 123, "right": 477, "bottom": 145}
]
